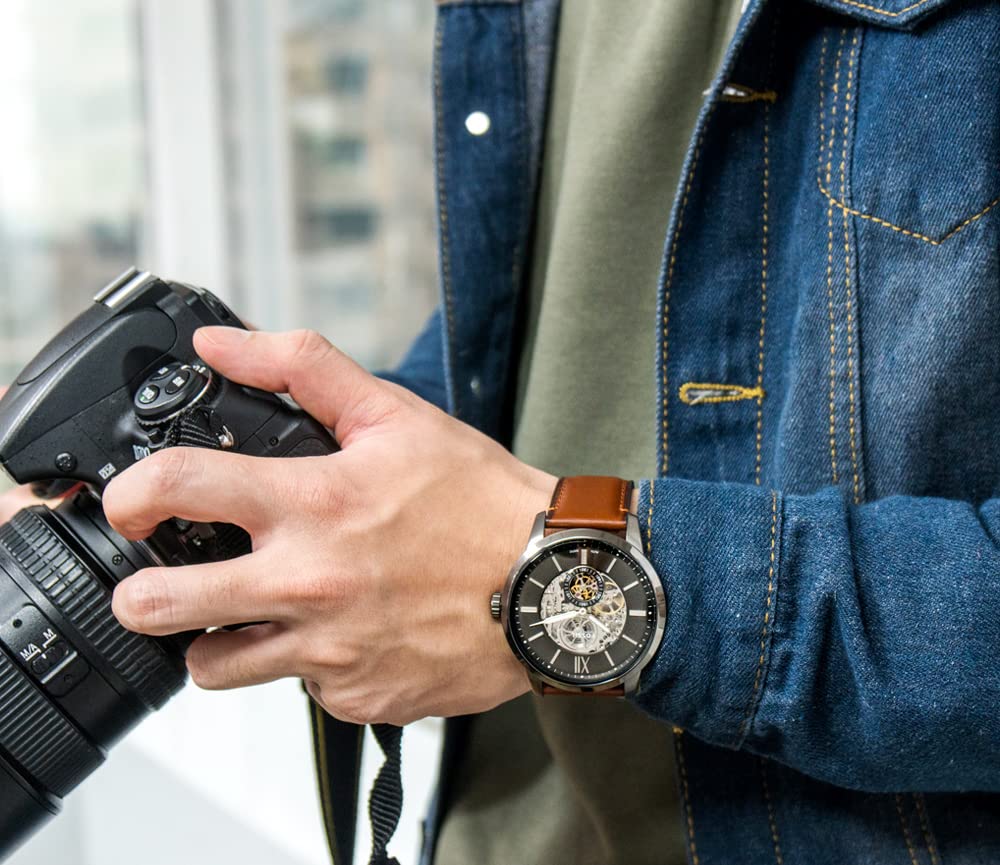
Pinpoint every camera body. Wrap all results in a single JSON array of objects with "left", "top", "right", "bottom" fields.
[
  {"left": 0, "top": 269, "right": 337, "bottom": 858},
  {"left": 0, "top": 267, "right": 333, "bottom": 494}
]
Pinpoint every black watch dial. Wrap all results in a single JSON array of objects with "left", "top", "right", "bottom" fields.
[{"left": 507, "top": 537, "right": 661, "bottom": 687}]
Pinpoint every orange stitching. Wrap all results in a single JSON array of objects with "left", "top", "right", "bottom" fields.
[
  {"left": 755, "top": 99, "right": 771, "bottom": 486},
  {"left": 661, "top": 109, "right": 716, "bottom": 475},
  {"left": 737, "top": 491, "right": 779, "bottom": 742},
  {"left": 819, "top": 32, "right": 840, "bottom": 485},
  {"left": 720, "top": 83, "right": 778, "bottom": 104},
  {"left": 814, "top": 23, "right": 997, "bottom": 249},
  {"left": 679, "top": 382, "right": 764, "bottom": 405},
  {"left": 754, "top": 11, "right": 781, "bottom": 488},
  {"left": 915, "top": 793, "right": 942, "bottom": 865},
  {"left": 896, "top": 793, "right": 921, "bottom": 865},
  {"left": 835, "top": 0, "right": 938, "bottom": 18},
  {"left": 818, "top": 181, "right": 1000, "bottom": 247},
  {"left": 673, "top": 727, "right": 701, "bottom": 865},
  {"left": 546, "top": 478, "right": 567, "bottom": 514},
  {"left": 840, "top": 33, "right": 862, "bottom": 505},
  {"left": 759, "top": 758, "right": 785, "bottom": 865}
]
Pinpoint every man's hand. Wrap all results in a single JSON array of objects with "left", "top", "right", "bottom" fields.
[{"left": 104, "top": 328, "right": 555, "bottom": 725}]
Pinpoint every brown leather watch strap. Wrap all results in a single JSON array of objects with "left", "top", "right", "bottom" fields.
[{"left": 544, "top": 476, "right": 633, "bottom": 536}]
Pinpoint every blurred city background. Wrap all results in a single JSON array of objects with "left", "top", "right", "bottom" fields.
[{"left": 1, "top": 1, "right": 440, "bottom": 863}]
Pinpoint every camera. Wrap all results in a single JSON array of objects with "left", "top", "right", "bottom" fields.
[{"left": 0, "top": 268, "right": 337, "bottom": 858}]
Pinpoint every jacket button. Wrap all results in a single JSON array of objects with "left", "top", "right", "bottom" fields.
[
  {"left": 469, "top": 375, "right": 482, "bottom": 396},
  {"left": 464, "top": 111, "right": 491, "bottom": 136}
]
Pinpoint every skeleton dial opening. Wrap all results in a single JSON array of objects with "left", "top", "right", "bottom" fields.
[{"left": 510, "top": 538, "right": 658, "bottom": 685}]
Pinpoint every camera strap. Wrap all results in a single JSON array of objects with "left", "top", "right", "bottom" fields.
[
  {"left": 367, "top": 724, "right": 404, "bottom": 865},
  {"left": 309, "top": 705, "right": 405, "bottom": 865}
]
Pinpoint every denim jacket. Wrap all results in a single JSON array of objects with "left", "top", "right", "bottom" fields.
[{"left": 387, "top": 0, "right": 1000, "bottom": 861}]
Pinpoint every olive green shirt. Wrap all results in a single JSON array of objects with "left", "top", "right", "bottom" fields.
[{"left": 435, "top": 2, "right": 743, "bottom": 863}]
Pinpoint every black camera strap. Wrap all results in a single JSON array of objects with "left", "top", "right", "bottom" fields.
[
  {"left": 367, "top": 724, "right": 404, "bottom": 865},
  {"left": 309, "top": 705, "right": 405, "bottom": 865}
]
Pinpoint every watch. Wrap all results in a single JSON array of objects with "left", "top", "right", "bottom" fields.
[{"left": 491, "top": 476, "right": 666, "bottom": 696}]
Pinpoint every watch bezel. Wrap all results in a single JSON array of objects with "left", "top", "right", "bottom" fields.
[{"left": 500, "top": 520, "right": 666, "bottom": 693}]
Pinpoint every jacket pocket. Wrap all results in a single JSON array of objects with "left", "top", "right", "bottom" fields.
[
  {"left": 805, "top": 0, "right": 956, "bottom": 31},
  {"left": 810, "top": 0, "right": 1000, "bottom": 246}
]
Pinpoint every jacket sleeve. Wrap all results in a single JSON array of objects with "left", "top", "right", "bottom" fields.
[
  {"left": 376, "top": 306, "right": 449, "bottom": 412},
  {"left": 632, "top": 477, "right": 1000, "bottom": 793}
]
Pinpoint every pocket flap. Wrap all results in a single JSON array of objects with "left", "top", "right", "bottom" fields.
[{"left": 804, "top": 0, "right": 957, "bottom": 30}]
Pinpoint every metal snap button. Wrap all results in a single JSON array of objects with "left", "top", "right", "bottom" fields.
[{"left": 464, "top": 111, "right": 491, "bottom": 136}]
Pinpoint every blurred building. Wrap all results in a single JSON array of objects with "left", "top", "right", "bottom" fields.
[
  {"left": 283, "top": 0, "right": 438, "bottom": 369},
  {"left": 0, "top": 0, "right": 437, "bottom": 383},
  {"left": 0, "top": 0, "right": 145, "bottom": 383},
  {"left": 1, "top": 2, "right": 439, "bottom": 864}
]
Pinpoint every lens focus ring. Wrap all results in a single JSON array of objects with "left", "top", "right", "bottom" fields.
[
  {"left": 0, "top": 510, "right": 184, "bottom": 711},
  {"left": 0, "top": 649, "right": 102, "bottom": 797}
]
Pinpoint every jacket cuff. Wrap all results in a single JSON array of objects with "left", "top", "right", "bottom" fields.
[{"left": 631, "top": 477, "right": 784, "bottom": 749}]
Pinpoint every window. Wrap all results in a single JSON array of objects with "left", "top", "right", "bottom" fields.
[
  {"left": 326, "top": 56, "right": 368, "bottom": 94},
  {"left": 302, "top": 205, "right": 378, "bottom": 246},
  {"left": 5, "top": 3, "right": 439, "bottom": 865},
  {"left": 0, "top": 0, "right": 146, "bottom": 384}
]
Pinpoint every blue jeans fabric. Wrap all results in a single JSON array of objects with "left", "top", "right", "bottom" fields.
[{"left": 393, "top": 0, "right": 1000, "bottom": 861}]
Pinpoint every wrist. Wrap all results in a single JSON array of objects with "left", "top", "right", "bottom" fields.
[{"left": 491, "top": 476, "right": 664, "bottom": 697}]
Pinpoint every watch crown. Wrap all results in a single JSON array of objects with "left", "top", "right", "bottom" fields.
[{"left": 490, "top": 591, "right": 502, "bottom": 620}]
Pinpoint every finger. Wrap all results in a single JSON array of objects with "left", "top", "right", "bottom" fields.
[
  {"left": 103, "top": 447, "right": 285, "bottom": 540},
  {"left": 193, "top": 328, "right": 394, "bottom": 443},
  {"left": 112, "top": 557, "right": 280, "bottom": 636},
  {"left": 185, "top": 623, "right": 300, "bottom": 690}
]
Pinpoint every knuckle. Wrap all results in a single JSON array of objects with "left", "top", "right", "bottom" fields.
[
  {"left": 288, "top": 329, "right": 334, "bottom": 367},
  {"left": 347, "top": 380, "right": 402, "bottom": 433},
  {"left": 290, "top": 569, "right": 336, "bottom": 607},
  {"left": 116, "top": 570, "right": 173, "bottom": 631},
  {"left": 335, "top": 693, "right": 380, "bottom": 726},
  {"left": 186, "top": 641, "right": 232, "bottom": 690},
  {"left": 303, "top": 636, "right": 356, "bottom": 675},
  {"left": 146, "top": 448, "right": 193, "bottom": 500},
  {"left": 187, "top": 654, "right": 221, "bottom": 689},
  {"left": 299, "top": 469, "right": 350, "bottom": 518}
]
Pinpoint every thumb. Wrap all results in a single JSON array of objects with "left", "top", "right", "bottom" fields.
[{"left": 194, "top": 327, "right": 394, "bottom": 442}]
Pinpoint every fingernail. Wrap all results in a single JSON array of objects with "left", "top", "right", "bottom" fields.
[{"left": 197, "top": 326, "right": 252, "bottom": 346}]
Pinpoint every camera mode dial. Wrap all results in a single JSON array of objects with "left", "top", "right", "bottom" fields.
[{"left": 134, "top": 362, "right": 212, "bottom": 422}]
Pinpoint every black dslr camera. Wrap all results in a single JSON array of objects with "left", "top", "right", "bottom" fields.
[{"left": 0, "top": 269, "right": 336, "bottom": 858}]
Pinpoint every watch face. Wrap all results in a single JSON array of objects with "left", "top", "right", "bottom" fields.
[{"left": 506, "top": 535, "right": 662, "bottom": 688}]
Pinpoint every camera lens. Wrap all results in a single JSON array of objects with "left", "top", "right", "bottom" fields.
[{"left": 0, "top": 494, "right": 187, "bottom": 859}]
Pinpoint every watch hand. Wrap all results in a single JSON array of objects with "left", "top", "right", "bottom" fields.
[
  {"left": 587, "top": 613, "right": 611, "bottom": 635},
  {"left": 532, "top": 609, "right": 583, "bottom": 627}
]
